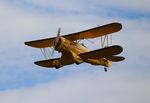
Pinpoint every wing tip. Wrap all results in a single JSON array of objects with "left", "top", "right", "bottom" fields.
[
  {"left": 34, "top": 61, "right": 49, "bottom": 67},
  {"left": 24, "top": 41, "right": 30, "bottom": 46},
  {"left": 24, "top": 41, "right": 34, "bottom": 47},
  {"left": 112, "top": 22, "right": 122, "bottom": 31},
  {"left": 34, "top": 61, "right": 42, "bottom": 66},
  {"left": 111, "top": 45, "right": 123, "bottom": 54},
  {"left": 24, "top": 41, "right": 42, "bottom": 48}
]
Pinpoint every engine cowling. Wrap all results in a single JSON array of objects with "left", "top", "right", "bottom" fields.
[{"left": 54, "top": 37, "right": 62, "bottom": 50}]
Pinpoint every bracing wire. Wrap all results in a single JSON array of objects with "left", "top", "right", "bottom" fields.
[
  {"left": 40, "top": 48, "right": 48, "bottom": 59},
  {"left": 107, "top": 35, "right": 109, "bottom": 47},
  {"left": 40, "top": 48, "right": 53, "bottom": 60},
  {"left": 101, "top": 34, "right": 112, "bottom": 48},
  {"left": 111, "top": 35, "right": 112, "bottom": 46},
  {"left": 101, "top": 35, "right": 107, "bottom": 48}
]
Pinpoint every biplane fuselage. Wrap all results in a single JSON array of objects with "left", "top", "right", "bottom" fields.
[{"left": 54, "top": 37, "right": 112, "bottom": 68}]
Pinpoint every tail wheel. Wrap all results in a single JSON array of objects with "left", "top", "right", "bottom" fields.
[
  {"left": 104, "top": 67, "right": 107, "bottom": 72},
  {"left": 75, "top": 61, "right": 81, "bottom": 65},
  {"left": 55, "top": 66, "right": 60, "bottom": 69}
]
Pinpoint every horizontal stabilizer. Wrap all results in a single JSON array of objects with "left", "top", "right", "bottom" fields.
[
  {"left": 106, "top": 56, "right": 125, "bottom": 62},
  {"left": 79, "top": 45, "right": 123, "bottom": 60}
]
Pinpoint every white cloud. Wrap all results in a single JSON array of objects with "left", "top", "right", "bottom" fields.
[
  {"left": 7, "top": 0, "right": 150, "bottom": 14},
  {"left": 0, "top": 1, "right": 150, "bottom": 103},
  {"left": 0, "top": 72, "right": 150, "bottom": 103},
  {"left": 0, "top": 0, "right": 123, "bottom": 43},
  {"left": 104, "top": 0, "right": 150, "bottom": 13}
]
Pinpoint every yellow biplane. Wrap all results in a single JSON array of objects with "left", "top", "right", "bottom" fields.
[{"left": 24, "top": 22, "right": 125, "bottom": 72}]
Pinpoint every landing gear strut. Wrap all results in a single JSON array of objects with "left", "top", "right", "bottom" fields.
[
  {"left": 75, "top": 61, "right": 80, "bottom": 65},
  {"left": 104, "top": 67, "right": 107, "bottom": 72}
]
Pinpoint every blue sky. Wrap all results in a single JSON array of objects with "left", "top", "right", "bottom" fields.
[{"left": 0, "top": 0, "right": 150, "bottom": 103}]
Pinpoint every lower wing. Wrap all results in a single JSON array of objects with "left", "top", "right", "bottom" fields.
[
  {"left": 34, "top": 51, "right": 75, "bottom": 68},
  {"left": 34, "top": 58, "right": 60, "bottom": 68},
  {"left": 79, "top": 45, "right": 123, "bottom": 60},
  {"left": 34, "top": 57, "right": 75, "bottom": 68}
]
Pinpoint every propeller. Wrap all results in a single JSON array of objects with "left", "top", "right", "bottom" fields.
[
  {"left": 51, "top": 28, "right": 61, "bottom": 57},
  {"left": 54, "top": 27, "right": 61, "bottom": 48}
]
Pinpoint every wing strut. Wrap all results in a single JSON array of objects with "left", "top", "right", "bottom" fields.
[
  {"left": 40, "top": 48, "right": 54, "bottom": 60},
  {"left": 100, "top": 34, "right": 113, "bottom": 48}
]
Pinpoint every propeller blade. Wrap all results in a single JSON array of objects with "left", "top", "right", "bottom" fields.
[
  {"left": 55, "top": 28, "right": 61, "bottom": 46},
  {"left": 57, "top": 27, "right": 61, "bottom": 37}
]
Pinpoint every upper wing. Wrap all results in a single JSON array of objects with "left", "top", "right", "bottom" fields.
[
  {"left": 25, "top": 37, "right": 55, "bottom": 48},
  {"left": 24, "top": 22, "right": 122, "bottom": 48},
  {"left": 64, "top": 22, "right": 122, "bottom": 41},
  {"left": 79, "top": 45, "right": 123, "bottom": 60}
]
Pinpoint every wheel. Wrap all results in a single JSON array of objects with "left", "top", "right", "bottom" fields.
[
  {"left": 75, "top": 61, "right": 80, "bottom": 65},
  {"left": 55, "top": 66, "right": 60, "bottom": 69},
  {"left": 104, "top": 67, "right": 107, "bottom": 72}
]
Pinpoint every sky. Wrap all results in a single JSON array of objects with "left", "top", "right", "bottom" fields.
[{"left": 0, "top": 0, "right": 150, "bottom": 103}]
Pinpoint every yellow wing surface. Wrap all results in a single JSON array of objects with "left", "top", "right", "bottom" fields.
[
  {"left": 34, "top": 58, "right": 60, "bottom": 68},
  {"left": 25, "top": 23, "right": 122, "bottom": 48},
  {"left": 79, "top": 45, "right": 125, "bottom": 62},
  {"left": 34, "top": 51, "right": 75, "bottom": 68},
  {"left": 35, "top": 45, "right": 124, "bottom": 68},
  {"left": 79, "top": 45, "right": 123, "bottom": 59}
]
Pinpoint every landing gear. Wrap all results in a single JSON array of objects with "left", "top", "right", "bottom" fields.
[
  {"left": 104, "top": 67, "right": 107, "bottom": 72},
  {"left": 55, "top": 66, "right": 60, "bottom": 69},
  {"left": 75, "top": 61, "right": 80, "bottom": 65}
]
